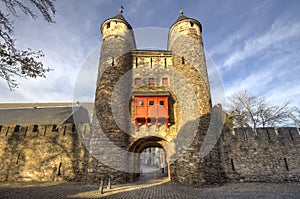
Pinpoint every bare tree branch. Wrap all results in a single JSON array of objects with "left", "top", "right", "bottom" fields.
[
  {"left": 0, "top": 0, "right": 55, "bottom": 90},
  {"left": 226, "top": 90, "right": 295, "bottom": 130}
]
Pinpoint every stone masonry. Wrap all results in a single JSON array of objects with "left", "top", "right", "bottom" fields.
[{"left": 0, "top": 9, "right": 299, "bottom": 187}]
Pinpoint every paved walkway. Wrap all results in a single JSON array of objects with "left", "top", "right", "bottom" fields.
[{"left": 0, "top": 178, "right": 299, "bottom": 198}]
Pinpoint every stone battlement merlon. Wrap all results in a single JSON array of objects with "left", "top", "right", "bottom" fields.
[
  {"left": 223, "top": 127, "right": 300, "bottom": 144},
  {"left": 131, "top": 50, "right": 172, "bottom": 57},
  {"left": 131, "top": 50, "right": 173, "bottom": 69},
  {"left": 0, "top": 123, "right": 91, "bottom": 138}
]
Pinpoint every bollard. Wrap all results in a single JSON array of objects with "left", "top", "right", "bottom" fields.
[
  {"left": 99, "top": 178, "right": 104, "bottom": 194},
  {"left": 107, "top": 176, "right": 111, "bottom": 190}
]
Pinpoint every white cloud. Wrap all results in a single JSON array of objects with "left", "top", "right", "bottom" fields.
[
  {"left": 266, "top": 84, "right": 300, "bottom": 107},
  {"left": 223, "top": 18, "right": 300, "bottom": 70},
  {"left": 224, "top": 52, "right": 300, "bottom": 106}
]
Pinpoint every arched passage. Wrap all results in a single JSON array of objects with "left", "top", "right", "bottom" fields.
[{"left": 128, "top": 136, "right": 170, "bottom": 182}]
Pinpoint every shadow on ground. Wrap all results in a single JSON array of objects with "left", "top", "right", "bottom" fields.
[{"left": 0, "top": 179, "right": 299, "bottom": 199}]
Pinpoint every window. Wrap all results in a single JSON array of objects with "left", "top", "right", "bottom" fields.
[
  {"left": 135, "top": 78, "right": 141, "bottom": 86},
  {"left": 72, "top": 124, "right": 76, "bottom": 132},
  {"left": 162, "top": 77, "right": 168, "bottom": 85},
  {"left": 135, "top": 57, "right": 138, "bottom": 68},
  {"left": 14, "top": 125, "right": 20, "bottom": 132},
  {"left": 149, "top": 101, "right": 154, "bottom": 106},
  {"left": 159, "top": 101, "right": 164, "bottom": 106},
  {"left": 190, "top": 22, "right": 194, "bottom": 27},
  {"left": 33, "top": 125, "right": 39, "bottom": 132},
  {"left": 52, "top": 125, "right": 58, "bottom": 132},
  {"left": 149, "top": 78, "right": 155, "bottom": 85},
  {"left": 231, "top": 159, "right": 235, "bottom": 171},
  {"left": 107, "top": 22, "right": 110, "bottom": 28},
  {"left": 284, "top": 158, "right": 289, "bottom": 171},
  {"left": 138, "top": 101, "right": 144, "bottom": 106}
]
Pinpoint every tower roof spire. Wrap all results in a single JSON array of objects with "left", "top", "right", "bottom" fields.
[
  {"left": 179, "top": 7, "right": 183, "bottom": 16},
  {"left": 119, "top": 5, "right": 124, "bottom": 14},
  {"left": 100, "top": 5, "right": 132, "bottom": 33},
  {"left": 170, "top": 8, "right": 202, "bottom": 32}
]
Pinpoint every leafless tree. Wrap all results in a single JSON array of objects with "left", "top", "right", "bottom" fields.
[
  {"left": 226, "top": 90, "right": 292, "bottom": 131},
  {"left": 288, "top": 107, "right": 300, "bottom": 127},
  {"left": 0, "top": 0, "right": 56, "bottom": 90}
]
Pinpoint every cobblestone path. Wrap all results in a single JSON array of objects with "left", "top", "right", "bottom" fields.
[{"left": 0, "top": 177, "right": 299, "bottom": 199}]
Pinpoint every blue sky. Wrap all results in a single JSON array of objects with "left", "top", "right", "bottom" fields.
[{"left": 0, "top": 0, "right": 299, "bottom": 108}]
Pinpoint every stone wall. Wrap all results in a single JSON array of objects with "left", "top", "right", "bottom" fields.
[
  {"left": 90, "top": 15, "right": 136, "bottom": 184},
  {"left": 220, "top": 127, "right": 300, "bottom": 182},
  {"left": 0, "top": 124, "right": 299, "bottom": 185},
  {"left": 0, "top": 123, "right": 90, "bottom": 182}
]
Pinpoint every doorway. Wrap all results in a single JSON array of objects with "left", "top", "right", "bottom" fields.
[{"left": 139, "top": 147, "right": 168, "bottom": 180}]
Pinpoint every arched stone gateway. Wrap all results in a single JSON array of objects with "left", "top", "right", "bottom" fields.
[
  {"left": 90, "top": 8, "right": 214, "bottom": 186},
  {"left": 128, "top": 136, "right": 171, "bottom": 181}
]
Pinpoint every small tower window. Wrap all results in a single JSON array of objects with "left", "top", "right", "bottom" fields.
[
  {"left": 162, "top": 77, "right": 168, "bottom": 85},
  {"left": 107, "top": 22, "right": 110, "bottom": 29},
  {"left": 231, "top": 159, "right": 235, "bottom": 171},
  {"left": 149, "top": 78, "right": 155, "bottom": 85},
  {"left": 190, "top": 22, "right": 194, "bottom": 27},
  {"left": 149, "top": 101, "right": 154, "bottom": 106},
  {"left": 181, "top": 57, "right": 185, "bottom": 64},
  {"left": 284, "top": 158, "right": 289, "bottom": 171},
  {"left": 159, "top": 101, "right": 164, "bottom": 106},
  {"left": 164, "top": 58, "right": 167, "bottom": 68},
  {"left": 150, "top": 57, "right": 153, "bottom": 68},
  {"left": 111, "top": 57, "right": 114, "bottom": 66},
  {"left": 136, "top": 57, "right": 138, "bottom": 68},
  {"left": 135, "top": 78, "right": 141, "bottom": 86}
]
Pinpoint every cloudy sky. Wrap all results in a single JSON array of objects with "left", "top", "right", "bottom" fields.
[{"left": 1, "top": 0, "right": 299, "bottom": 108}]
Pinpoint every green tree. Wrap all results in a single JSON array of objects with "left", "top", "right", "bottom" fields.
[{"left": 0, "top": 0, "right": 55, "bottom": 90}]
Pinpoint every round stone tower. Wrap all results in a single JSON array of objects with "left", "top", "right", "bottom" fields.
[
  {"left": 98, "top": 7, "right": 136, "bottom": 76},
  {"left": 90, "top": 7, "right": 136, "bottom": 184},
  {"left": 166, "top": 10, "right": 217, "bottom": 186},
  {"left": 168, "top": 9, "right": 209, "bottom": 86}
]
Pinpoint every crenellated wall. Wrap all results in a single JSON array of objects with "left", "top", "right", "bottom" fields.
[
  {"left": 0, "top": 124, "right": 299, "bottom": 184},
  {"left": 0, "top": 123, "right": 91, "bottom": 182},
  {"left": 220, "top": 127, "right": 300, "bottom": 183}
]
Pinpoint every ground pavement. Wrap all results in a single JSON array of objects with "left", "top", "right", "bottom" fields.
[{"left": 0, "top": 177, "right": 299, "bottom": 199}]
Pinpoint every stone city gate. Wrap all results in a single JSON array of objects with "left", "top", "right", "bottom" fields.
[{"left": 87, "top": 8, "right": 220, "bottom": 187}]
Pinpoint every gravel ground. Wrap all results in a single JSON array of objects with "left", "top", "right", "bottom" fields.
[{"left": 0, "top": 179, "right": 299, "bottom": 199}]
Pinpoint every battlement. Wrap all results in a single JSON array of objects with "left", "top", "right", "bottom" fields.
[
  {"left": 131, "top": 50, "right": 173, "bottom": 70},
  {"left": 0, "top": 123, "right": 91, "bottom": 138},
  {"left": 223, "top": 127, "right": 300, "bottom": 145},
  {"left": 220, "top": 127, "right": 300, "bottom": 183},
  {"left": 0, "top": 123, "right": 91, "bottom": 182}
]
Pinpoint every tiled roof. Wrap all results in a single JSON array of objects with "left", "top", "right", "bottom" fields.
[
  {"left": 0, "top": 105, "right": 90, "bottom": 125},
  {"left": 101, "top": 13, "right": 132, "bottom": 31}
]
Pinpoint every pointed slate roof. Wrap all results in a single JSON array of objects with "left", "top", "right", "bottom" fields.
[
  {"left": 170, "top": 9, "right": 202, "bottom": 30},
  {"left": 101, "top": 7, "right": 132, "bottom": 31}
]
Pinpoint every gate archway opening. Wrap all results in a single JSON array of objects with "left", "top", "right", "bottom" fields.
[{"left": 128, "top": 136, "right": 170, "bottom": 182}]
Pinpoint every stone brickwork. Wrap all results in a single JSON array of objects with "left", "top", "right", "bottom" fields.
[
  {"left": 0, "top": 11, "right": 299, "bottom": 188},
  {"left": 220, "top": 127, "right": 300, "bottom": 182},
  {"left": 90, "top": 11, "right": 136, "bottom": 184},
  {"left": 89, "top": 10, "right": 214, "bottom": 186},
  {"left": 0, "top": 124, "right": 90, "bottom": 182}
]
